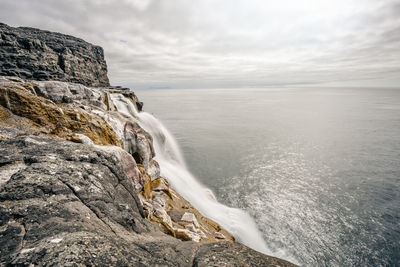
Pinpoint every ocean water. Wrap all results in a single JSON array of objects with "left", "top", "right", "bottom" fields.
[{"left": 136, "top": 87, "right": 400, "bottom": 267}]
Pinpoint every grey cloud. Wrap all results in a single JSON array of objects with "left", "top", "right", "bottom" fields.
[{"left": 0, "top": 0, "right": 399, "bottom": 88}]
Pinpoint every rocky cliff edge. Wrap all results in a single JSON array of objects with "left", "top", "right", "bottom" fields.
[
  {"left": 0, "top": 23, "right": 297, "bottom": 267},
  {"left": 0, "top": 23, "right": 109, "bottom": 87}
]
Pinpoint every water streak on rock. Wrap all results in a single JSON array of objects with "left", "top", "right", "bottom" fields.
[{"left": 110, "top": 93, "right": 272, "bottom": 254}]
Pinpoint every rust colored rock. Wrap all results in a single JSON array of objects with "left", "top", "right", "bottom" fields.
[
  {"left": 0, "top": 78, "right": 119, "bottom": 146},
  {"left": 139, "top": 171, "right": 235, "bottom": 244}
]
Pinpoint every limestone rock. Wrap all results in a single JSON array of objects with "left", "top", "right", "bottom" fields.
[
  {"left": 0, "top": 134, "right": 297, "bottom": 266},
  {"left": 124, "top": 121, "right": 155, "bottom": 168},
  {"left": 139, "top": 175, "right": 235, "bottom": 244},
  {"left": 97, "top": 145, "right": 144, "bottom": 191},
  {"left": 0, "top": 77, "right": 119, "bottom": 146},
  {"left": 148, "top": 159, "right": 161, "bottom": 180},
  {"left": 0, "top": 23, "right": 109, "bottom": 87},
  {"left": 36, "top": 80, "right": 106, "bottom": 108},
  {"left": 193, "top": 242, "right": 297, "bottom": 267}
]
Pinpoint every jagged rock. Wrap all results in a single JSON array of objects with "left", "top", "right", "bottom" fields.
[
  {"left": 0, "top": 134, "right": 297, "bottom": 266},
  {"left": 0, "top": 23, "right": 109, "bottom": 87},
  {"left": 107, "top": 86, "right": 143, "bottom": 112},
  {"left": 148, "top": 159, "right": 161, "bottom": 180},
  {"left": 35, "top": 80, "right": 106, "bottom": 108},
  {"left": 124, "top": 121, "right": 155, "bottom": 168},
  {"left": 193, "top": 242, "right": 296, "bottom": 267},
  {"left": 181, "top": 212, "right": 200, "bottom": 228},
  {"left": 97, "top": 145, "right": 144, "bottom": 191},
  {"left": 139, "top": 175, "right": 236, "bottom": 244}
]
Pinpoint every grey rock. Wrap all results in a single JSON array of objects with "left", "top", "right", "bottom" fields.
[
  {"left": 0, "top": 23, "right": 109, "bottom": 87},
  {"left": 0, "top": 134, "right": 297, "bottom": 266},
  {"left": 35, "top": 80, "right": 106, "bottom": 108},
  {"left": 124, "top": 121, "right": 155, "bottom": 169},
  {"left": 148, "top": 159, "right": 161, "bottom": 180},
  {"left": 193, "top": 242, "right": 296, "bottom": 267}
]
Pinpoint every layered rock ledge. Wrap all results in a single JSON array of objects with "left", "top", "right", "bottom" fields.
[{"left": 0, "top": 23, "right": 109, "bottom": 87}]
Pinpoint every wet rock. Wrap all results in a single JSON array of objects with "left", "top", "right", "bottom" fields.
[
  {"left": 148, "top": 159, "right": 161, "bottom": 180},
  {"left": 136, "top": 101, "right": 143, "bottom": 111},
  {"left": 139, "top": 175, "right": 235, "bottom": 244},
  {"left": 181, "top": 212, "right": 200, "bottom": 228},
  {"left": 124, "top": 121, "right": 155, "bottom": 168}
]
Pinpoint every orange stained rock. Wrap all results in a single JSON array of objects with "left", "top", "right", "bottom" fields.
[
  {"left": 138, "top": 166, "right": 234, "bottom": 244},
  {"left": 0, "top": 83, "right": 119, "bottom": 146}
]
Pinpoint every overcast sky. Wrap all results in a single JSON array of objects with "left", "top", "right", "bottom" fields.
[{"left": 1, "top": 0, "right": 399, "bottom": 88}]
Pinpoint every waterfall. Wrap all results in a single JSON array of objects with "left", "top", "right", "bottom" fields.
[
  {"left": 110, "top": 93, "right": 271, "bottom": 254},
  {"left": 109, "top": 93, "right": 139, "bottom": 117}
]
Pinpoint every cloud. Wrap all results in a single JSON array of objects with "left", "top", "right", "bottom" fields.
[{"left": 0, "top": 0, "right": 399, "bottom": 88}]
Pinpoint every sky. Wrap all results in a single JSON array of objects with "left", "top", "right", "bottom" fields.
[{"left": 0, "top": 0, "right": 399, "bottom": 89}]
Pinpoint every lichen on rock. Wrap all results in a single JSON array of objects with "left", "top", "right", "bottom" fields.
[{"left": 0, "top": 77, "right": 119, "bottom": 146}]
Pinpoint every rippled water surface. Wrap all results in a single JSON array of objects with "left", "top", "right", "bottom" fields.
[{"left": 137, "top": 87, "right": 400, "bottom": 266}]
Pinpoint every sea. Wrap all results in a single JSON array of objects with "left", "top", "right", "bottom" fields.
[{"left": 136, "top": 87, "right": 400, "bottom": 267}]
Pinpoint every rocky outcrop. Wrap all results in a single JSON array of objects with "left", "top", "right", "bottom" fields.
[
  {"left": 0, "top": 23, "right": 297, "bottom": 266},
  {"left": 0, "top": 76, "right": 236, "bottom": 244},
  {"left": 0, "top": 23, "right": 109, "bottom": 87},
  {"left": 0, "top": 78, "right": 118, "bottom": 146},
  {"left": 0, "top": 131, "right": 296, "bottom": 266},
  {"left": 0, "top": 76, "right": 298, "bottom": 266}
]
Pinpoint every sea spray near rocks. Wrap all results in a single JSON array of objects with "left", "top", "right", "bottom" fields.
[{"left": 110, "top": 93, "right": 272, "bottom": 254}]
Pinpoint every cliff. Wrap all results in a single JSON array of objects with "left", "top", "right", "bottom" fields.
[
  {"left": 0, "top": 23, "right": 109, "bottom": 87},
  {"left": 0, "top": 23, "right": 296, "bottom": 266}
]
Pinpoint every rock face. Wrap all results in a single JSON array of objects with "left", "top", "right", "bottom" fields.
[
  {"left": 0, "top": 77, "right": 297, "bottom": 267},
  {"left": 0, "top": 77, "right": 119, "bottom": 146},
  {"left": 0, "top": 23, "right": 109, "bottom": 87},
  {"left": 0, "top": 131, "right": 296, "bottom": 266},
  {"left": 0, "top": 76, "right": 236, "bottom": 245}
]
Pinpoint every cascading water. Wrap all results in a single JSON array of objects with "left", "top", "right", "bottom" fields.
[{"left": 110, "top": 93, "right": 271, "bottom": 254}]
